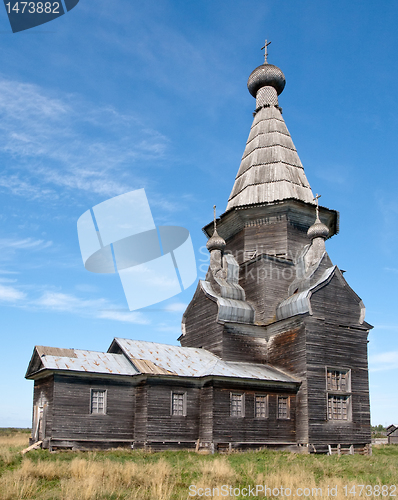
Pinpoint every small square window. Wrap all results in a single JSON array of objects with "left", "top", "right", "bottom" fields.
[
  {"left": 171, "top": 392, "right": 186, "bottom": 416},
  {"left": 255, "top": 395, "right": 268, "bottom": 418},
  {"left": 91, "top": 389, "right": 106, "bottom": 414},
  {"left": 230, "top": 393, "right": 244, "bottom": 417},
  {"left": 277, "top": 396, "right": 290, "bottom": 419},
  {"left": 327, "top": 369, "right": 350, "bottom": 392},
  {"left": 328, "top": 395, "right": 350, "bottom": 421}
]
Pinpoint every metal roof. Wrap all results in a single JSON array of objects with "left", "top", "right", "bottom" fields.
[
  {"left": 33, "top": 348, "right": 138, "bottom": 376},
  {"left": 112, "top": 338, "right": 297, "bottom": 383},
  {"left": 27, "top": 339, "right": 298, "bottom": 384}
]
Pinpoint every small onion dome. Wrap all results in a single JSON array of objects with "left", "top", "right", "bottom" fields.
[
  {"left": 307, "top": 218, "right": 329, "bottom": 240},
  {"left": 247, "top": 64, "right": 286, "bottom": 97},
  {"left": 206, "top": 228, "right": 226, "bottom": 252}
]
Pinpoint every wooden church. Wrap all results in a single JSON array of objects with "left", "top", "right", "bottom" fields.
[{"left": 26, "top": 47, "right": 372, "bottom": 454}]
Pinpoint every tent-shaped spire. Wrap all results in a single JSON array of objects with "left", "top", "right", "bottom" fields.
[{"left": 226, "top": 47, "right": 314, "bottom": 211}]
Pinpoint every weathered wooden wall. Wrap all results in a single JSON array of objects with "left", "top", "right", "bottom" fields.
[
  {"left": 51, "top": 375, "right": 135, "bottom": 442},
  {"left": 199, "top": 384, "right": 213, "bottom": 445},
  {"left": 32, "top": 375, "right": 54, "bottom": 442},
  {"left": 267, "top": 318, "right": 308, "bottom": 443},
  {"left": 144, "top": 380, "right": 200, "bottom": 447},
  {"left": 211, "top": 382, "right": 296, "bottom": 446},
  {"left": 180, "top": 285, "right": 224, "bottom": 356},
  {"left": 241, "top": 256, "right": 295, "bottom": 325},
  {"left": 304, "top": 317, "right": 371, "bottom": 445}
]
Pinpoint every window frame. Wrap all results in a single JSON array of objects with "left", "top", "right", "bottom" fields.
[
  {"left": 90, "top": 389, "right": 107, "bottom": 415},
  {"left": 326, "top": 367, "right": 351, "bottom": 392},
  {"left": 170, "top": 391, "right": 187, "bottom": 417},
  {"left": 254, "top": 394, "right": 269, "bottom": 419},
  {"left": 277, "top": 395, "right": 290, "bottom": 420},
  {"left": 326, "top": 366, "right": 352, "bottom": 422},
  {"left": 327, "top": 394, "right": 351, "bottom": 421},
  {"left": 230, "top": 392, "right": 245, "bottom": 418}
]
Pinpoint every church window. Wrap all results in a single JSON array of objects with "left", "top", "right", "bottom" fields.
[
  {"left": 277, "top": 396, "right": 290, "bottom": 419},
  {"left": 171, "top": 392, "right": 186, "bottom": 416},
  {"left": 326, "top": 368, "right": 351, "bottom": 421},
  {"left": 328, "top": 395, "right": 350, "bottom": 420},
  {"left": 230, "top": 393, "right": 244, "bottom": 417},
  {"left": 90, "top": 389, "right": 106, "bottom": 414},
  {"left": 255, "top": 395, "right": 268, "bottom": 418},
  {"left": 326, "top": 369, "right": 350, "bottom": 392}
]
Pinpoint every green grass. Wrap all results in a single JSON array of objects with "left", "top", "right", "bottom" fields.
[{"left": 0, "top": 431, "right": 397, "bottom": 499}]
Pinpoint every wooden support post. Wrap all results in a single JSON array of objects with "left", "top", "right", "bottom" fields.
[{"left": 21, "top": 440, "right": 43, "bottom": 455}]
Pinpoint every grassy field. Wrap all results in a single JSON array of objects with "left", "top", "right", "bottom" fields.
[{"left": 0, "top": 430, "right": 397, "bottom": 499}]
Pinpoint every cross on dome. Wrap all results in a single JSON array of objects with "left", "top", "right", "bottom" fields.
[
  {"left": 313, "top": 193, "right": 321, "bottom": 220},
  {"left": 261, "top": 39, "right": 271, "bottom": 63}
]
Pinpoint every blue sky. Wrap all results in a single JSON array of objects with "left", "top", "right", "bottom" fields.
[{"left": 0, "top": 0, "right": 397, "bottom": 427}]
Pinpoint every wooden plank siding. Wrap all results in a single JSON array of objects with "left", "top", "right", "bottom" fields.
[
  {"left": 180, "top": 285, "right": 224, "bottom": 356},
  {"left": 31, "top": 375, "right": 54, "bottom": 444},
  {"left": 211, "top": 383, "right": 296, "bottom": 446},
  {"left": 242, "top": 256, "right": 295, "bottom": 325},
  {"left": 145, "top": 381, "right": 200, "bottom": 447},
  {"left": 304, "top": 318, "right": 371, "bottom": 445},
  {"left": 199, "top": 385, "right": 214, "bottom": 445},
  {"left": 51, "top": 375, "right": 135, "bottom": 443},
  {"left": 221, "top": 327, "right": 268, "bottom": 363},
  {"left": 267, "top": 319, "right": 308, "bottom": 443}
]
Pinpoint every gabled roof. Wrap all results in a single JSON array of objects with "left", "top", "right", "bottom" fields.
[
  {"left": 26, "top": 338, "right": 299, "bottom": 384},
  {"left": 25, "top": 345, "right": 138, "bottom": 378},
  {"left": 110, "top": 338, "right": 298, "bottom": 383},
  {"left": 386, "top": 424, "right": 398, "bottom": 435},
  {"left": 226, "top": 106, "right": 314, "bottom": 210}
]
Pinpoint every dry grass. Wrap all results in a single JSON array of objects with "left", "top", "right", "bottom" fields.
[
  {"left": 0, "top": 431, "right": 397, "bottom": 500},
  {"left": 0, "top": 432, "right": 29, "bottom": 466}
]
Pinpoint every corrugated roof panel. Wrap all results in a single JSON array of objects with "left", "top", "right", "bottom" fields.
[
  {"left": 40, "top": 349, "right": 137, "bottom": 376},
  {"left": 113, "top": 338, "right": 298, "bottom": 383}
]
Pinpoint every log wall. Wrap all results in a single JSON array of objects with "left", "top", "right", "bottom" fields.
[{"left": 51, "top": 375, "right": 135, "bottom": 441}]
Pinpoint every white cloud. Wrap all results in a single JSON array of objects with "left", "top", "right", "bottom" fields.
[
  {"left": 0, "top": 284, "right": 26, "bottom": 302},
  {"left": 33, "top": 291, "right": 108, "bottom": 312},
  {"left": 0, "top": 237, "right": 53, "bottom": 250},
  {"left": 25, "top": 289, "right": 150, "bottom": 325},
  {"left": 384, "top": 267, "right": 398, "bottom": 274},
  {"left": 0, "top": 77, "right": 168, "bottom": 200},
  {"left": 97, "top": 310, "right": 149, "bottom": 325},
  {"left": 369, "top": 351, "right": 398, "bottom": 372},
  {"left": 165, "top": 302, "right": 187, "bottom": 312}
]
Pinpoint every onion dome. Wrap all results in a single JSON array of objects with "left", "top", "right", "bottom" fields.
[
  {"left": 247, "top": 64, "right": 286, "bottom": 97},
  {"left": 207, "top": 205, "right": 226, "bottom": 252},
  {"left": 307, "top": 216, "right": 329, "bottom": 240},
  {"left": 206, "top": 227, "right": 226, "bottom": 252}
]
